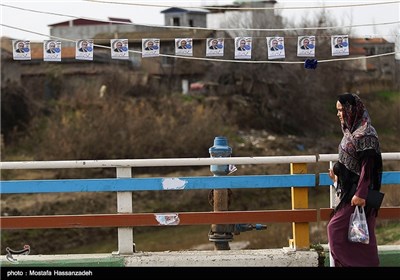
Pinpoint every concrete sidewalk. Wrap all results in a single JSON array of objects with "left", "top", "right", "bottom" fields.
[
  {"left": 2, "top": 246, "right": 398, "bottom": 267},
  {"left": 123, "top": 249, "right": 319, "bottom": 266},
  {"left": 0, "top": 253, "right": 125, "bottom": 267},
  {"left": 0, "top": 248, "right": 319, "bottom": 267}
]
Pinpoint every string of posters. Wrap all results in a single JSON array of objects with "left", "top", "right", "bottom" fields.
[{"left": 12, "top": 35, "right": 350, "bottom": 62}]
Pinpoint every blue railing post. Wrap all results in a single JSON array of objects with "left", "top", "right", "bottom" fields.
[{"left": 208, "top": 136, "right": 233, "bottom": 250}]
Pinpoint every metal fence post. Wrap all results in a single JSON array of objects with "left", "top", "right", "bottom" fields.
[
  {"left": 329, "top": 160, "right": 336, "bottom": 267},
  {"left": 208, "top": 136, "right": 232, "bottom": 250},
  {"left": 289, "top": 162, "right": 310, "bottom": 250},
  {"left": 114, "top": 167, "right": 135, "bottom": 255}
]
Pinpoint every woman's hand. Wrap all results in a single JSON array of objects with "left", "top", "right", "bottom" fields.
[
  {"left": 351, "top": 195, "right": 366, "bottom": 207},
  {"left": 328, "top": 169, "right": 337, "bottom": 182}
]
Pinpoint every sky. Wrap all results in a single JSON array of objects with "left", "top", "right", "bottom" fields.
[{"left": 1, "top": 0, "right": 399, "bottom": 42}]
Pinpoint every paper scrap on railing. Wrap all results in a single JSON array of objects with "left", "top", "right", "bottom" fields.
[
  {"left": 155, "top": 214, "right": 180, "bottom": 225},
  {"left": 162, "top": 178, "right": 187, "bottom": 190}
]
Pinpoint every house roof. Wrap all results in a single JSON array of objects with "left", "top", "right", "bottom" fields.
[
  {"left": 235, "top": 0, "right": 277, "bottom": 3},
  {"left": 351, "top": 38, "right": 389, "bottom": 44},
  {"left": 160, "top": 7, "right": 209, "bottom": 14},
  {"left": 205, "top": 0, "right": 277, "bottom": 13},
  {"left": 48, "top": 17, "right": 132, "bottom": 27},
  {"left": 349, "top": 46, "right": 367, "bottom": 55},
  {"left": 108, "top": 17, "right": 132, "bottom": 23}
]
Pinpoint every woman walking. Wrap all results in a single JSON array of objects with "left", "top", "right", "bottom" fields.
[{"left": 328, "top": 93, "right": 383, "bottom": 267}]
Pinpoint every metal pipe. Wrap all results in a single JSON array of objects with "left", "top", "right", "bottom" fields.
[
  {"left": 0, "top": 155, "right": 317, "bottom": 169},
  {"left": 2, "top": 153, "right": 398, "bottom": 170},
  {"left": 212, "top": 189, "right": 231, "bottom": 250},
  {"left": 208, "top": 136, "right": 233, "bottom": 250}
]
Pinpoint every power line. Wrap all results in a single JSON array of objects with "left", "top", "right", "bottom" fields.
[
  {"left": 2, "top": 3, "right": 399, "bottom": 32},
  {"left": 84, "top": 0, "right": 400, "bottom": 11},
  {"left": 2, "top": 23, "right": 398, "bottom": 41}
]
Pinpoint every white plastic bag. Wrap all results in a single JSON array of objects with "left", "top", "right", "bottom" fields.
[{"left": 348, "top": 206, "right": 369, "bottom": 244}]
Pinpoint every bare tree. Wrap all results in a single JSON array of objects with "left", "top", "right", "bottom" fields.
[{"left": 204, "top": 5, "right": 348, "bottom": 136}]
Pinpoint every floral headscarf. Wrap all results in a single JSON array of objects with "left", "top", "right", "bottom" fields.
[{"left": 337, "top": 93, "right": 380, "bottom": 175}]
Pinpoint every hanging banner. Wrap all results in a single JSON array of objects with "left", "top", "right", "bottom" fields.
[
  {"left": 235, "top": 37, "right": 252, "bottom": 60},
  {"left": 297, "top": 36, "right": 315, "bottom": 57},
  {"left": 76, "top": 39, "right": 94, "bottom": 61},
  {"left": 43, "top": 40, "right": 62, "bottom": 62},
  {"left": 12, "top": 40, "right": 31, "bottom": 61},
  {"left": 331, "top": 35, "right": 349, "bottom": 56},
  {"left": 111, "top": 39, "right": 129, "bottom": 60},
  {"left": 206, "top": 38, "right": 224, "bottom": 57},
  {"left": 175, "top": 38, "right": 193, "bottom": 56},
  {"left": 267, "top": 37, "right": 285, "bottom": 60},
  {"left": 142, "top": 38, "right": 160, "bottom": 58}
]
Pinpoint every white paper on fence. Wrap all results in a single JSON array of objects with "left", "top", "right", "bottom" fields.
[
  {"left": 155, "top": 213, "right": 180, "bottom": 225},
  {"left": 162, "top": 178, "right": 188, "bottom": 190}
]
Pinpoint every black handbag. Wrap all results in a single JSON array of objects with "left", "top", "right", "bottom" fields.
[{"left": 366, "top": 189, "right": 385, "bottom": 209}]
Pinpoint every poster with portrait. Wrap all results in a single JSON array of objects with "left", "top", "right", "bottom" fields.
[
  {"left": 175, "top": 38, "right": 193, "bottom": 56},
  {"left": 111, "top": 39, "right": 129, "bottom": 60},
  {"left": 206, "top": 38, "right": 224, "bottom": 57},
  {"left": 234, "top": 37, "right": 252, "bottom": 60},
  {"left": 142, "top": 38, "right": 160, "bottom": 58},
  {"left": 75, "top": 39, "right": 94, "bottom": 61},
  {"left": 331, "top": 35, "right": 349, "bottom": 56},
  {"left": 12, "top": 40, "right": 31, "bottom": 60},
  {"left": 267, "top": 37, "right": 285, "bottom": 60},
  {"left": 297, "top": 36, "right": 315, "bottom": 57},
  {"left": 43, "top": 40, "right": 62, "bottom": 62}
]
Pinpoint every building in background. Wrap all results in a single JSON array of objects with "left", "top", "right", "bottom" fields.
[
  {"left": 49, "top": 17, "right": 135, "bottom": 47},
  {"left": 346, "top": 38, "right": 395, "bottom": 90},
  {"left": 2, "top": 1, "right": 396, "bottom": 95},
  {"left": 161, "top": 7, "right": 209, "bottom": 27}
]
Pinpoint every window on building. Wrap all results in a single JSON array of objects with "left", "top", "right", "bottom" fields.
[
  {"left": 189, "top": 19, "right": 194, "bottom": 27},
  {"left": 370, "top": 48, "right": 375, "bottom": 55},
  {"left": 162, "top": 56, "right": 174, "bottom": 66},
  {"left": 173, "top": 17, "right": 180, "bottom": 26},
  {"left": 365, "top": 48, "right": 375, "bottom": 55}
]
